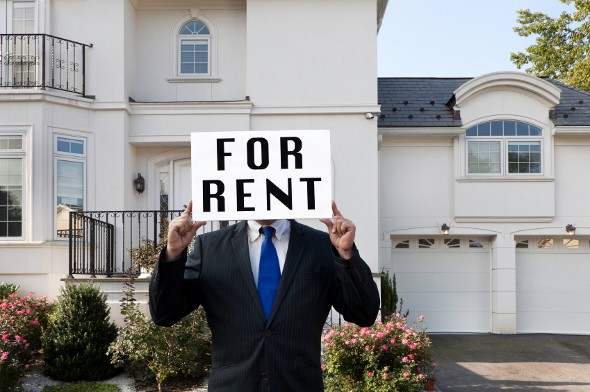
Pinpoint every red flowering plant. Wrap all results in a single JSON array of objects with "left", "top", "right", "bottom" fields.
[
  {"left": 0, "top": 292, "right": 51, "bottom": 391},
  {"left": 322, "top": 314, "right": 435, "bottom": 392}
]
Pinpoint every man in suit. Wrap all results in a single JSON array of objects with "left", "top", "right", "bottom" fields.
[{"left": 149, "top": 200, "right": 379, "bottom": 391}]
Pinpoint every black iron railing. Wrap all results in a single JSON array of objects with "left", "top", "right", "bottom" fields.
[
  {"left": 68, "top": 210, "right": 236, "bottom": 277},
  {"left": 0, "top": 34, "right": 91, "bottom": 96}
]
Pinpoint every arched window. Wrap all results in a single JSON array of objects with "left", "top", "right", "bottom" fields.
[
  {"left": 178, "top": 20, "right": 210, "bottom": 75},
  {"left": 465, "top": 120, "right": 542, "bottom": 175}
]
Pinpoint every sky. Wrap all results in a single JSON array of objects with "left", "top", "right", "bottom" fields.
[{"left": 377, "top": 0, "right": 574, "bottom": 78}]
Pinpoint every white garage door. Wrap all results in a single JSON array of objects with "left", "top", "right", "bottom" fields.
[
  {"left": 516, "top": 237, "right": 590, "bottom": 334},
  {"left": 390, "top": 237, "right": 491, "bottom": 332}
]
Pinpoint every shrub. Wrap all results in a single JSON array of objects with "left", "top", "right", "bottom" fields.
[
  {"left": 322, "top": 314, "right": 434, "bottom": 392},
  {"left": 108, "top": 276, "right": 211, "bottom": 392},
  {"left": 0, "top": 291, "right": 50, "bottom": 391},
  {"left": 0, "top": 283, "right": 19, "bottom": 300},
  {"left": 380, "top": 270, "right": 408, "bottom": 321},
  {"left": 0, "top": 331, "right": 32, "bottom": 391},
  {"left": 42, "top": 283, "right": 119, "bottom": 381},
  {"left": 0, "top": 292, "right": 50, "bottom": 351}
]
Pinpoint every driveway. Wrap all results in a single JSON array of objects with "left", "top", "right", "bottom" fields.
[{"left": 429, "top": 334, "right": 590, "bottom": 391}]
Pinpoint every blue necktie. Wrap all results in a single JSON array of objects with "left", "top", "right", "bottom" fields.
[{"left": 258, "top": 226, "right": 280, "bottom": 320}]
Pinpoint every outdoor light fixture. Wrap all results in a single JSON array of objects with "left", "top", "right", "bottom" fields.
[
  {"left": 565, "top": 224, "right": 576, "bottom": 235},
  {"left": 134, "top": 173, "right": 145, "bottom": 193},
  {"left": 441, "top": 223, "right": 450, "bottom": 235}
]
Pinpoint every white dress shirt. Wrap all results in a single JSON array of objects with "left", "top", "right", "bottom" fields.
[{"left": 247, "top": 219, "right": 291, "bottom": 287}]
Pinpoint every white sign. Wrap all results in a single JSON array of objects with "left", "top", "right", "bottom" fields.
[{"left": 191, "top": 130, "right": 332, "bottom": 220}]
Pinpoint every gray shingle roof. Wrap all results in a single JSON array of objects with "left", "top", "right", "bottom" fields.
[{"left": 377, "top": 77, "right": 590, "bottom": 128}]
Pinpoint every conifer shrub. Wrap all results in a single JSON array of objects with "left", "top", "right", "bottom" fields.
[{"left": 42, "top": 282, "right": 119, "bottom": 381}]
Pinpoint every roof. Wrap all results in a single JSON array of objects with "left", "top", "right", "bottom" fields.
[{"left": 377, "top": 77, "right": 590, "bottom": 128}]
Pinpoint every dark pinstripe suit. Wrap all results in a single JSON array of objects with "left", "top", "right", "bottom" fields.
[{"left": 149, "top": 220, "right": 380, "bottom": 391}]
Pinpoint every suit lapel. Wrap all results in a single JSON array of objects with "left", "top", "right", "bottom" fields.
[
  {"left": 231, "top": 221, "right": 264, "bottom": 317},
  {"left": 268, "top": 220, "right": 307, "bottom": 324}
]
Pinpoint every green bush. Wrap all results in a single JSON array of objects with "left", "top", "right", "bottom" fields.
[
  {"left": 1, "top": 291, "right": 51, "bottom": 391},
  {"left": 42, "top": 283, "right": 119, "bottom": 381},
  {"left": 380, "top": 270, "right": 408, "bottom": 321},
  {"left": 0, "top": 283, "right": 19, "bottom": 300},
  {"left": 43, "top": 382, "right": 122, "bottom": 392},
  {"left": 322, "top": 314, "right": 434, "bottom": 392},
  {"left": 108, "top": 276, "right": 211, "bottom": 392}
]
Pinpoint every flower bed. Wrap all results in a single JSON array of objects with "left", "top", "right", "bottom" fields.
[{"left": 322, "top": 314, "right": 435, "bottom": 392}]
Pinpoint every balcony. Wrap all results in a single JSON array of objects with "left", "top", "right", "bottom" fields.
[
  {"left": 68, "top": 210, "right": 235, "bottom": 278},
  {"left": 0, "top": 34, "right": 91, "bottom": 96}
]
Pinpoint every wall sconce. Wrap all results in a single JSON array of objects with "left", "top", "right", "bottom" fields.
[
  {"left": 133, "top": 173, "right": 145, "bottom": 194},
  {"left": 440, "top": 223, "right": 450, "bottom": 235},
  {"left": 565, "top": 224, "right": 576, "bottom": 235}
]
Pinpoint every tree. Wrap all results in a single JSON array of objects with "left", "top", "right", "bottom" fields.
[{"left": 511, "top": 0, "right": 590, "bottom": 92}]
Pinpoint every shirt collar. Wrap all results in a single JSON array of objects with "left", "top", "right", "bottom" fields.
[{"left": 247, "top": 219, "right": 290, "bottom": 243}]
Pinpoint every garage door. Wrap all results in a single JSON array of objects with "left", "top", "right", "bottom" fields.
[
  {"left": 389, "top": 237, "right": 491, "bottom": 332},
  {"left": 516, "top": 237, "right": 590, "bottom": 334}
]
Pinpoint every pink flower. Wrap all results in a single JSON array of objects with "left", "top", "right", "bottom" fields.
[
  {"left": 340, "top": 332, "right": 345, "bottom": 337},
  {"left": 382, "top": 373, "right": 388, "bottom": 379},
  {"left": 409, "top": 353, "right": 415, "bottom": 359},
  {"left": 365, "top": 345, "right": 370, "bottom": 350},
  {"left": 1, "top": 334, "right": 8, "bottom": 340},
  {"left": 419, "top": 315, "right": 425, "bottom": 321},
  {"left": 382, "top": 345, "right": 388, "bottom": 351},
  {"left": 376, "top": 332, "right": 384, "bottom": 338},
  {"left": 1, "top": 352, "right": 8, "bottom": 360},
  {"left": 402, "top": 356, "right": 409, "bottom": 363},
  {"left": 403, "top": 371, "right": 410, "bottom": 378},
  {"left": 409, "top": 343, "right": 417, "bottom": 350},
  {"left": 25, "top": 364, "right": 30, "bottom": 369},
  {"left": 419, "top": 374, "right": 425, "bottom": 379},
  {"left": 390, "top": 338, "right": 396, "bottom": 344},
  {"left": 351, "top": 339, "right": 357, "bottom": 343},
  {"left": 402, "top": 339, "right": 408, "bottom": 345},
  {"left": 367, "top": 371, "right": 373, "bottom": 377},
  {"left": 321, "top": 363, "right": 325, "bottom": 371}
]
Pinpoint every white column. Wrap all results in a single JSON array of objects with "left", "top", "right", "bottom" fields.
[{"left": 491, "top": 236, "right": 516, "bottom": 334}]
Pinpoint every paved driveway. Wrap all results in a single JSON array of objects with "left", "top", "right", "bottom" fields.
[{"left": 429, "top": 334, "right": 590, "bottom": 391}]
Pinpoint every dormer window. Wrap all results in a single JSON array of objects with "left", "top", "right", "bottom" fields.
[
  {"left": 178, "top": 20, "right": 210, "bottom": 75},
  {"left": 466, "top": 120, "right": 542, "bottom": 175}
]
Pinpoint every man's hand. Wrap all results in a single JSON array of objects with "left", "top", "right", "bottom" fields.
[
  {"left": 165, "top": 201, "right": 206, "bottom": 261},
  {"left": 320, "top": 201, "right": 355, "bottom": 260}
]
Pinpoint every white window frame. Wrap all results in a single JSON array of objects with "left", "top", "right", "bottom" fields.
[
  {"left": 391, "top": 237, "right": 489, "bottom": 251},
  {"left": 53, "top": 134, "right": 86, "bottom": 241},
  {"left": 0, "top": 133, "right": 26, "bottom": 240},
  {"left": 465, "top": 120, "right": 544, "bottom": 177},
  {"left": 168, "top": 13, "right": 219, "bottom": 83}
]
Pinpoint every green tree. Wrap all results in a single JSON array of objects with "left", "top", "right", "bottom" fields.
[{"left": 511, "top": 0, "right": 590, "bottom": 92}]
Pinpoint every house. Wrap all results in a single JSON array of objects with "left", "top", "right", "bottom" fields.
[
  {"left": 0, "top": 0, "right": 386, "bottom": 321},
  {"left": 378, "top": 72, "right": 590, "bottom": 334}
]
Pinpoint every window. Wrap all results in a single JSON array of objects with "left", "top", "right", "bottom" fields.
[
  {"left": 54, "top": 136, "right": 85, "bottom": 239},
  {"left": 0, "top": 135, "right": 24, "bottom": 239},
  {"left": 1, "top": 1, "right": 37, "bottom": 87},
  {"left": 178, "top": 20, "right": 210, "bottom": 75},
  {"left": 466, "top": 120, "right": 542, "bottom": 175}
]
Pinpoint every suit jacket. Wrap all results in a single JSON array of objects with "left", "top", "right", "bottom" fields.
[{"left": 149, "top": 220, "right": 379, "bottom": 392}]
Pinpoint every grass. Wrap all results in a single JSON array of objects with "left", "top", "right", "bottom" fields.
[{"left": 42, "top": 382, "right": 121, "bottom": 392}]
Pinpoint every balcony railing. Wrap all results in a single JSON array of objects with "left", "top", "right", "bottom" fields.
[
  {"left": 68, "top": 210, "right": 235, "bottom": 278},
  {"left": 0, "top": 34, "right": 91, "bottom": 96}
]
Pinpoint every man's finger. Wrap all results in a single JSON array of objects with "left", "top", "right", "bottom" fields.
[
  {"left": 182, "top": 200, "right": 193, "bottom": 217},
  {"left": 319, "top": 218, "right": 334, "bottom": 233},
  {"left": 332, "top": 201, "right": 343, "bottom": 217}
]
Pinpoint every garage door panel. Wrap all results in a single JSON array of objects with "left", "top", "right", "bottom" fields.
[
  {"left": 518, "top": 312, "right": 590, "bottom": 334},
  {"left": 392, "top": 255, "right": 489, "bottom": 273},
  {"left": 398, "top": 292, "right": 490, "bottom": 312},
  {"left": 396, "top": 272, "right": 490, "bottom": 292},
  {"left": 518, "top": 275, "right": 590, "bottom": 292},
  {"left": 408, "top": 311, "right": 490, "bottom": 333},
  {"left": 517, "top": 293, "right": 590, "bottom": 312}
]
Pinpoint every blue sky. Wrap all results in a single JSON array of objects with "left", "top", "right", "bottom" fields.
[{"left": 377, "top": 0, "right": 574, "bottom": 77}]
